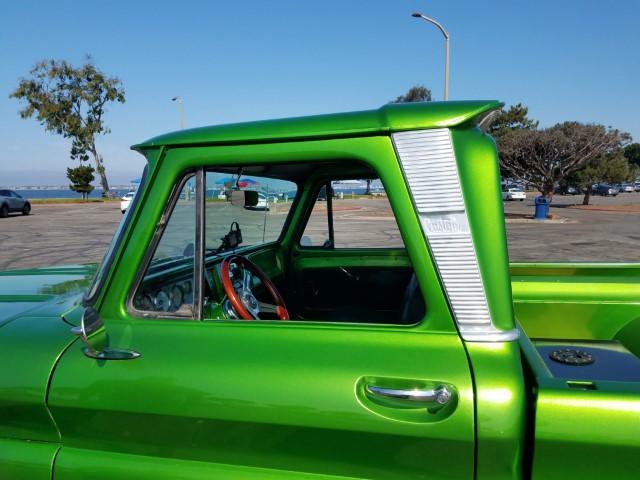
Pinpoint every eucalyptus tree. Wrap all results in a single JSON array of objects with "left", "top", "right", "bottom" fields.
[
  {"left": 393, "top": 85, "right": 432, "bottom": 103},
  {"left": 11, "top": 59, "right": 125, "bottom": 196},
  {"left": 568, "top": 152, "right": 635, "bottom": 205},
  {"left": 499, "top": 121, "right": 630, "bottom": 197}
]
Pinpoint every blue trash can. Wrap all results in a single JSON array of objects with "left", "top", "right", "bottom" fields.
[{"left": 534, "top": 195, "right": 550, "bottom": 220}]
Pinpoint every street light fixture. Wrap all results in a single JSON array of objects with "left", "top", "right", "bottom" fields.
[
  {"left": 411, "top": 12, "right": 450, "bottom": 101},
  {"left": 171, "top": 96, "right": 185, "bottom": 129}
]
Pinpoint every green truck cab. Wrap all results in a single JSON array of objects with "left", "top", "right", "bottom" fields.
[{"left": 1, "top": 101, "right": 638, "bottom": 479}]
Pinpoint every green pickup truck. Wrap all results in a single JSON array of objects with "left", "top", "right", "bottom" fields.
[{"left": 1, "top": 101, "right": 638, "bottom": 479}]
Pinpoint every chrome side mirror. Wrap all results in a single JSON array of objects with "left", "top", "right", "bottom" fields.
[{"left": 71, "top": 307, "right": 140, "bottom": 360}]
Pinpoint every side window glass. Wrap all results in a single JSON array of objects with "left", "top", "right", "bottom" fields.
[
  {"left": 300, "top": 185, "right": 330, "bottom": 247},
  {"left": 205, "top": 171, "right": 297, "bottom": 252},
  {"left": 301, "top": 179, "right": 404, "bottom": 249},
  {"left": 133, "top": 175, "right": 196, "bottom": 314}
]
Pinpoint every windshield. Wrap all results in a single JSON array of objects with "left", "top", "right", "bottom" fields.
[
  {"left": 84, "top": 167, "right": 147, "bottom": 304},
  {"left": 205, "top": 170, "right": 297, "bottom": 255},
  {"left": 146, "top": 174, "right": 197, "bottom": 271}
]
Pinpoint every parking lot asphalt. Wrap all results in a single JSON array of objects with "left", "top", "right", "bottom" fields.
[
  {"left": 0, "top": 202, "right": 123, "bottom": 270},
  {"left": 1, "top": 193, "right": 639, "bottom": 271},
  {"left": 504, "top": 192, "right": 640, "bottom": 262}
]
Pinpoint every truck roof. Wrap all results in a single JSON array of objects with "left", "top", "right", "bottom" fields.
[{"left": 132, "top": 100, "right": 500, "bottom": 151}]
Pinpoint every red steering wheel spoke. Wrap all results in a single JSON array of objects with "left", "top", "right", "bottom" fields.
[{"left": 220, "top": 255, "right": 289, "bottom": 321}]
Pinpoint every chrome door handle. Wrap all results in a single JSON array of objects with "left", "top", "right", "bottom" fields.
[{"left": 366, "top": 385, "right": 452, "bottom": 406}]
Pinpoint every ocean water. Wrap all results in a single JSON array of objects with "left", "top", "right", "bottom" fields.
[
  {"left": 15, "top": 189, "right": 131, "bottom": 199},
  {"left": 15, "top": 185, "right": 382, "bottom": 200}
]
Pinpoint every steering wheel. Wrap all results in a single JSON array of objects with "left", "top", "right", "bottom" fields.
[{"left": 220, "top": 255, "right": 289, "bottom": 320}]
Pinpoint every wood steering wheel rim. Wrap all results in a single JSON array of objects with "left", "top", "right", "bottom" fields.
[{"left": 220, "top": 255, "right": 289, "bottom": 320}]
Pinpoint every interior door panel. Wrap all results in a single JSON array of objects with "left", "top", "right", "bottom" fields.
[
  {"left": 289, "top": 248, "right": 415, "bottom": 323},
  {"left": 297, "top": 266, "right": 413, "bottom": 322}
]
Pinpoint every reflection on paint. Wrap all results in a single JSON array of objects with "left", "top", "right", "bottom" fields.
[
  {"left": 543, "top": 396, "right": 640, "bottom": 414},
  {"left": 479, "top": 388, "right": 513, "bottom": 405},
  {"left": 439, "top": 115, "right": 469, "bottom": 127}
]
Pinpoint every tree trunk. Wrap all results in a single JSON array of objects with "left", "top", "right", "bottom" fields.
[
  {"left": 91, "top": 145, "right": 110, "bottom": 197},
  {"left": 542, "top": 181, "right": 554, "bottom": 199},
  {"left": 365, "top": 179, "right": 371, "bottom": 195},
  {"left": 582, "top": 190, "right": 591, "bottom": 205}
]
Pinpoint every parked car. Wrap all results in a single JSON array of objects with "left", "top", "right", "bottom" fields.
[
  {"left": 635, "top": 182, "right": 640, "bottom": 192},
  {"left": 555, "top": 185, "right": 578, "bottom": 195},
  {"left": 0, "top": 189, "right": 31, "bottom": 217},
  {"left": 502, "top": 186, "right": 526, "bottom": 201},
  {"left": 1, "top": 101, "right": 638, "bottom": 479},
  {"left": 120, "top": 191, "right": 136, "bottom": 213},
  {"left": 619, "top": 183, "right": 635, "bottom": 193},
  {"left": 595, "top": 184, "right": 619, "bottom": 196}
]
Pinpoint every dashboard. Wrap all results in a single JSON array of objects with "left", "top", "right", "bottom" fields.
[
  {"left": 131, "top": 249, "right": 279, "bottom": 316},
  {"left": 134, "top": 277, "right": 194, "bottom": 313}
]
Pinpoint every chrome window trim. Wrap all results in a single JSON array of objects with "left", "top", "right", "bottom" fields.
[
  {"left": 126, "top": 170, "right": 199, "bottom": 320},
  {"left": 193, "top": 169, "right": 206, "bottom": 320},
  {"left": 392, "top": 129, "right": 517, "bottom": 343}
]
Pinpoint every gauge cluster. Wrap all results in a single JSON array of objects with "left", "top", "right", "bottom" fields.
[{"left": 134, "top": 278, "right": 193, "bottom": 313}]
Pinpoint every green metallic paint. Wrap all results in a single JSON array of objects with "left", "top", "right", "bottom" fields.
[
  {"left": 55, "top": 446, "right": 360, "bottom": 480},
  {"left": 0, "top": 302, "right": 47, "bottom": 327},
  {"left": 51, "top": 324, "right": 474, "bottom": 478},
  {"left": 512, "top": 263, "right": 640, "bottom": 343},
  {"left": 133, "top": 101, "right": 502, "bottom": 150},
  {"left": 0, "top": 249, "right": 97, "bottom": 477},
  {"left": 532, "top": 385, "right": 640, "bottom": 478},
  {"left": 518, "top": 327, "right": 640, "bottom": 478},
  {"left": 464, "top": 342, "right": 526, "bottom": 479},
  {"left": 0, "top": 315, "right": 73, "bottom": 442},
  {"left": 0, "top": 438, "right": 59, "bottom": 480},
  {"left": 0, "top": 264, "right": 95, "bottom": 298},
  {"left": 0, "top": 265, "right": 94, "bottom": 326},
  {"left": 0, "top": 265, "right": 95, "bottom": 445},
  {"left": 450, "top": 126, "right": 526, "bottom": 478},
  {"left": 452, "top": 127, "right": 516, "bottom": 334},
  {"left": 513, "top": 262, "right": 640, "bottom": 478}
]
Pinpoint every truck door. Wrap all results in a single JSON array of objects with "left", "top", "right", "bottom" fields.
[
  {"left": 50, "top": 314, "right": 474, "bottom": 479},
  {"left": 48, "top": 144, "right": 476, "bottom": 479}
]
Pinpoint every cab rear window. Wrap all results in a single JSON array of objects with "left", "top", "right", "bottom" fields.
[{"left": 300, "top": 179, "right": 404, "bottom": 249}]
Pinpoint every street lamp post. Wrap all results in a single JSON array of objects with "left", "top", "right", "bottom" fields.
[
  {"left": 171, "top": 96, "right": 185, "bottom": 129},
  {"left": 411, "top": 12, "right": 450, "bottom": 101}
]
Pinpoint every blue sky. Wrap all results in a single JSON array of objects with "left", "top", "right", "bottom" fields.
[{"left": 1, "top": 0, "right": 638, "bottom": 185}]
